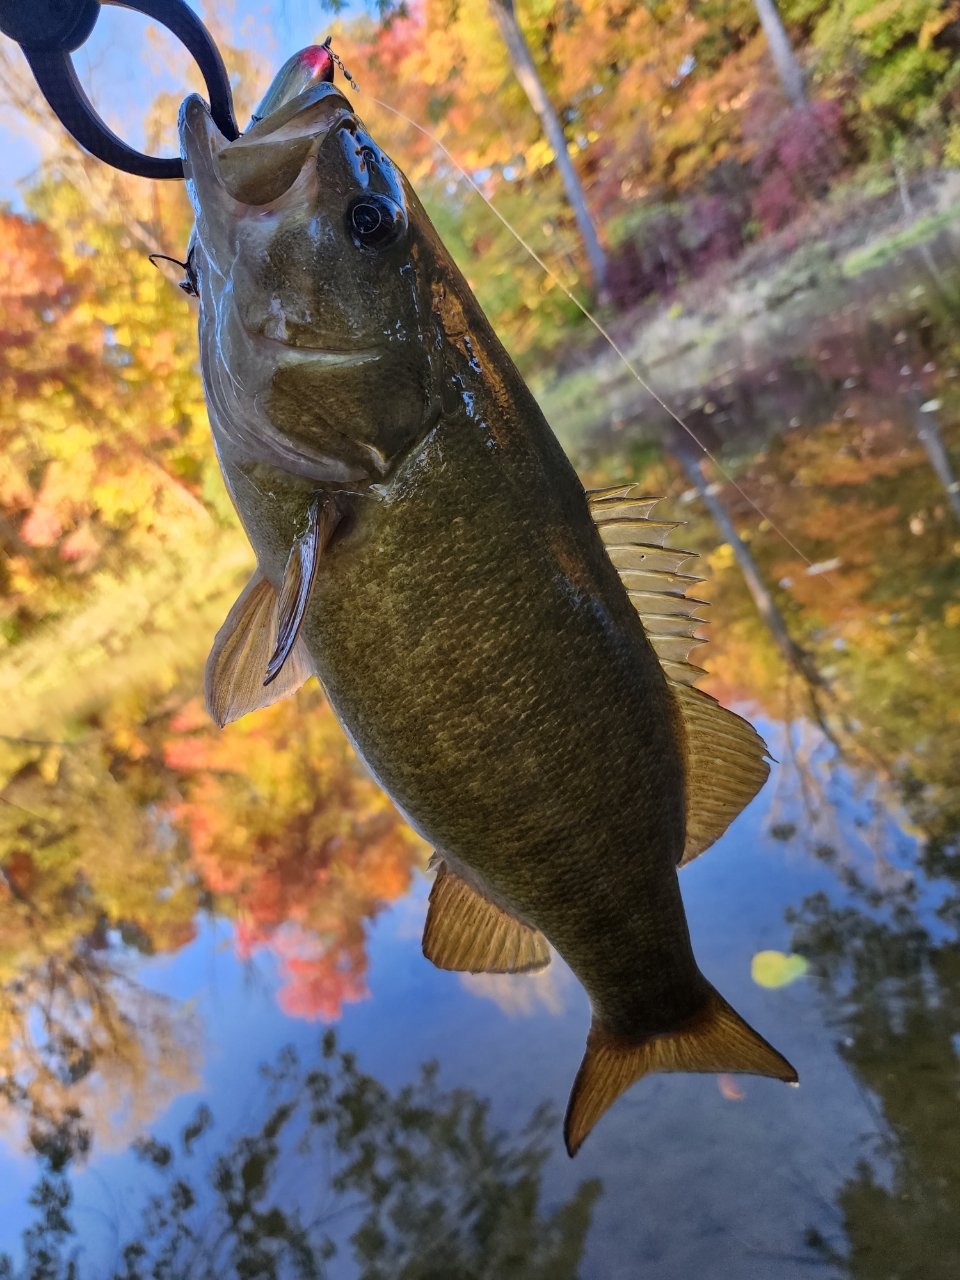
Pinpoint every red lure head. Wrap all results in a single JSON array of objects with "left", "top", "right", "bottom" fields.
[{"left": 250, "top": 44, "right": 336, "bottom": 125}]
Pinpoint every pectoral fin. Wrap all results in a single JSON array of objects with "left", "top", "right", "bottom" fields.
[
  {"left": 564, "top": 987, "right": 797, "bottom": 1156},
  {"left": 422, "top": 861, "right": 551, "bottom": 974},
  {"left": 205, "top": 570, "right": 313, "bottom": 727},
  {"left": 265, "top": 497, "right": 340, "bottom": 685}
]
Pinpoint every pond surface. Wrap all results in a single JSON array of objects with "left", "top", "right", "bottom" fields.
[{"left": 2, "top": 236, "right": 960, "bottom": 1280}]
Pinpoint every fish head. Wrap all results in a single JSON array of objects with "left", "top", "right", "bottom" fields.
[{"left": 180, "top": 48, "right": 447, "bottom": 485}]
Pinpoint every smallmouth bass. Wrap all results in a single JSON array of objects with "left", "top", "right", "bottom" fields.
[{"left": 179, "top": 48, "right": 797, "bottom": 1156}]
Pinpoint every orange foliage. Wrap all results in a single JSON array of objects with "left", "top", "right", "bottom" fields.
[
  {"left": 166, "top": 686, "right": 427, "bottom": 1021},
  {"left": 0, "top": 169, "right": 216, "bottom": 648},
  {"left": 336, "top": 1, "right": 772, "bottom": 229}
]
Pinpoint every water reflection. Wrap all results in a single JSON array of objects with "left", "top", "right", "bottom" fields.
[
  {"left": 0, "top": 1030, "right": 601, "bottom": 1280},
  {"left": 0, "top": 731, "right": 202, "bottom": 1156},
  {"left": 3, "top": 281, "right": 960, "bottom": 1272},
  {"left": 777, "top": 728, "right": 960, "bottom": 1279},
  {"left": 792, "top": 883, "right": 960, "bottom": 1279},
  {"left": 0, "top": 680, "right": 426, "bottom": 1165},
  {"left": 164, "top": 690, "right": 427, "bottom": 1021},
  {"left": 573, "top": 290, "right": 960, "bottom": 1268}
]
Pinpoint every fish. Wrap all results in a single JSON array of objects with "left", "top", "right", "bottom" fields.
[{"left": 179, "top": 46, "right": 798, "bottom": 1156}]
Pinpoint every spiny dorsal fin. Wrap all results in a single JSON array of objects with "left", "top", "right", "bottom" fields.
[
  {"left": 205, "top": 570, "right": 313, "bottom": 728},
  {"left": 586, "top": 483, "right": 662, "bottom": 508},
  {"left": 422, "top": 861, "right": 551, "bottom": 974},
  {"left": 673, "top": 682, "right": 771, "bottom": 865},
  {"left": 564, "top": 986, "right": 797, "bottom": 1156},
  {"left": 588, "top": 485, "right": 705, "bottom": 685},
  {"left": 588, "top": 483, "right": 770, "bottom": 841},
  {"left": 265, "top": 496, "right": 340, "bottom": 685}
]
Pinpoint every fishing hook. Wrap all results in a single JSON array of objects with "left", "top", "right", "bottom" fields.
[{"left": 0, "top": 0, "right": 239, "bottom": 178}]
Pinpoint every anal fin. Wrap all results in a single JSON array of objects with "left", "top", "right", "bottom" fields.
[
  {"left": 205, "top": 570, "right": 313, "bottom": 728},
  {"left": 422, "top": 861, "right": 551, "bottom": 975},
  {"left": 564, "top": 986, "right": 797, "bottom": 1156}
]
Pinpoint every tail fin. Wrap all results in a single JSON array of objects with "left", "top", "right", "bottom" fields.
[{"left": 564, "top": 986, "right": 797, "bottom": 1156}]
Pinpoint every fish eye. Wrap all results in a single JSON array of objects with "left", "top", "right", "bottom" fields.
[{"left": 346, "top": 194, "right": 406, "bottom": 251}]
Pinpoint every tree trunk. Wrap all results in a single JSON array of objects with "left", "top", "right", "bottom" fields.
[
  {"left": 488, "top": 0, "right": 608, "bottom": 295},
  {"left": 752, "top": 0, "right": 807, "bottom": 110},
  {"left": 911, "top": 394, "right": 960, "bottom": 521},
  {"left": 672, "top": 439, "right": 821, "bottom": 685}
]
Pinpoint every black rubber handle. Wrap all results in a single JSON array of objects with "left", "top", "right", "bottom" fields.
[{"left": 0, "top": 0, "right": 238, "bottom": 178}]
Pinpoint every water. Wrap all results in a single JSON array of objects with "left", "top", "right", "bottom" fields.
[{"left": 2, "top": 226, "right": 960, "bottom": 1280}]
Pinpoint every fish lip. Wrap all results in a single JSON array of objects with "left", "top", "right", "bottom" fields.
[{"left": 249, "top": 330, "right": 383, "bottom": 366}]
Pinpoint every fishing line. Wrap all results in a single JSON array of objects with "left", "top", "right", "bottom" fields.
[
  {"left": 357, "top": 88, "right": 824, "bottom": 577},
  {"left": 352, "top": 88, "right": 884, "bottom": 751},
  {"left": 338, "top": 65, "right": 916, "bottom": 802},
  {"left": 358, "top": 98, "right": 957, "bottom": 716}
]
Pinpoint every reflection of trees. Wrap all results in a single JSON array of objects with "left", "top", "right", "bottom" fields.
[
  {"left": 0, "top": 1031, "right": 601, "bottom": 1280},
  {"left": 166, "top": 687, "right": 428, "bottom": 1021},
  {"left": 0, "top": 733, "right": 202, "bottom": 1155},
  {"left": 0, "top": 675, "right": 425, "bottom": 1171},
  {"left": 789, "top": 881, "right": 960, "bottom": 1278},
  {"left": 0, "top": 692, "right": 577, "bottom": 1277},
  {"left": 592, "top": 374, "right": 960, "bottom": 1275},
  {"left": 708, "top": 347, "right": 960, "bottom": 1279},
  {"left": 0, "top": 951, "right": 200, "bottom": 1162},
  {"left": 763, "top": 720, "right": 915, "bottom": 900}
]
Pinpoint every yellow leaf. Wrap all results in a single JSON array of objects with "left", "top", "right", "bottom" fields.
[
  {"left": 708, "top": 542, "right": 736, "bottom": 571},
  {"left": 751, "top": 950, "right": 809, "bottom": 989}
]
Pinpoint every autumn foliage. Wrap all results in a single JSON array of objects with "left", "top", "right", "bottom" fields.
[
  {"left": 165, "top": 687, "right": 426, "bottom": 1021},
  {"left": 328, "top": 0, "right": 960, "bottom": 320},
  {"left": 2, "top": 0, "right": 960, "bottom": 1168},
  {"left": 0, "top": 189, "right": 214, "bottom": 647}
]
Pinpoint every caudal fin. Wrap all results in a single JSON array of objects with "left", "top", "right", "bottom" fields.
[{"left": 563, "top": 986, "right": 797, "bottom": 1156}]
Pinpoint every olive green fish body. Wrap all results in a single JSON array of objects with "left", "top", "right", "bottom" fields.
[{"left": 217, "top": 333, "right": 705, "bottom": 1041}]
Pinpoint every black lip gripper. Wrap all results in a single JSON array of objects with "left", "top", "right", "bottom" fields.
[{"left": 0, "top": 0, "right": 239, "bottom": 177}]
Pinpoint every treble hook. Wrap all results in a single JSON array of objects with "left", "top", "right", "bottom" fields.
[{"left": 0, "top": 0, "right": 239, "bottom": 179}]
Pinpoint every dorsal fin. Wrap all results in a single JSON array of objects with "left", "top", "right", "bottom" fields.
[
  {"left": 422, "top": 861, "right": 551, "bottom": 974},
  {"left": 265, "top": 496, "right": 340, "bottom": 685},
  {"left": 672, "top": 682, "right": 770, "bottom": 865},
  {"left": 205, "top": 570, "right": 313, "bottom": 727},
  {"left": 587, "top": 485, "right": 705, "bottom": 686},
  {"left": 587, "top": 484, "right": 770, "bottom": 854}
]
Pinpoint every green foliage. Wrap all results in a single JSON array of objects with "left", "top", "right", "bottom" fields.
[
  {"left": 797, "top": 0, "right": 960, "bottom": 155},
  {"left": 0, "top": 1033, "right": 601, "bottom": 1280}
]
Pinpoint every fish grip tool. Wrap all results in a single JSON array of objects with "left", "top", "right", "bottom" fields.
[{"left": 0, "top": 0, "right": 239, "bottom": 176}]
